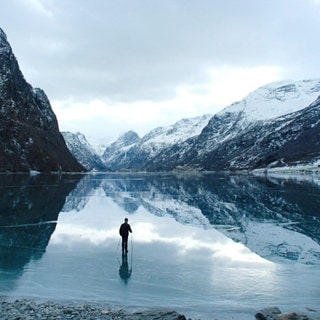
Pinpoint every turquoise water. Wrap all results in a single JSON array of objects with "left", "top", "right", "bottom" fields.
[{"left": 0, "top": 173, "right": 320, "bottom": 319}]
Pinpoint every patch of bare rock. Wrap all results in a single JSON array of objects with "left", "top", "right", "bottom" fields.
[{"left": 255, "top": 307, "right": 320, "bottom": 320}]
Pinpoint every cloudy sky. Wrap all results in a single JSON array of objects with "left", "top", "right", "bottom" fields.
[{"left": 1, "top": 0, "right": 320, "bottom": 145}]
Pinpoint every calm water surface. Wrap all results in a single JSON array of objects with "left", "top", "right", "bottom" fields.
[{"left": 0, "top": 173, "right": 319, "bottom": 319}]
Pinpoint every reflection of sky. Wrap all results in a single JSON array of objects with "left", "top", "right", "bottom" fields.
[
  {"left": 52, "top": 188, "right": 272, "bottom": 266},
  {"left": 4, "top": 186, "right": 320, "bottom": 320}
]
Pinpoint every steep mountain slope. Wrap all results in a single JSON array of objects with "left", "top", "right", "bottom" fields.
[
  {"left": 0, "top": 28, "right": 85, "bottom": 172},
  {"left": 192, "top": 96, "right": 320, "bottom": 170},
  {"left": 210, "top": 96, "right": 320, "bottom": 170},
  {"left": 62, "top": 132, "right": 107, "bottom": 171},
  {"left": 221, "top": 80, "right": 320, "bottom": 121},
  {"left": 102, "top": 130, "right": 140, "bottom": 170},
  {"left": 102, "top": 115, "right": 212, "bottom": 170},
  {"left": 145, "top": 80, "right": 320, "bottom": 171}
]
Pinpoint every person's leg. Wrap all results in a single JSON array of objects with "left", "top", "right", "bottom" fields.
[
  {"left": 121, "top": 237, "right": 125, "bottom": 253},
  {"left": 124, "top": 235, "right": 128, "bottom": 253}
]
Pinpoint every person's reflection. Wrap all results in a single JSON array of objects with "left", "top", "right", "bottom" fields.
[{"left": 119, "top": 253, "right": 132, "bottom": 284}]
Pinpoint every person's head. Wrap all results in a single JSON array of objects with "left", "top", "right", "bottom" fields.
[{"left": 124, "top": 218, "right": 128, "bottom": 223}]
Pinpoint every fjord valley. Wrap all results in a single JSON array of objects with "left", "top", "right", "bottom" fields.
[
  {"left": 1, "top": 26, "right": 320, "bottom": 174},
  {"left": 1, "top": 24, "right": 320, "bottom": 320},
  {"left": 61, "top": 79, "right": 320, "bottom": 174}
]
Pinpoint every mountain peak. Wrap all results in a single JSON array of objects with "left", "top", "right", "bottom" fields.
[
  {"left": 120, "top": 130, "right": 140, "bottom": 144},
  {"left": 0, "top": 27, "right": 7, "bottom": 43},
  {"left": 219, "top": 79, "right": 320, "bottom": 122}
]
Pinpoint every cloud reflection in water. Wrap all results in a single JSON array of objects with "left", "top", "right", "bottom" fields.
[{"left": 51, "top": 208, "right": 272, "bottom": 267}]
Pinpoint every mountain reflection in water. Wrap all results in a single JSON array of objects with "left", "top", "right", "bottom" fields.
[
  {"left": 57, "top": 172, "right": 320, "bottom": 264},
  {"left": 0, "top": 174, "right": 84, "bottom": 292},
  {"left": 0, "top": 172, "right": 319, "bottom": 319}
]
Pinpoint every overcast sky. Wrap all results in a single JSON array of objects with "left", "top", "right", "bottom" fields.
[{"left": 1, "top": 0, "right": 320, "bottom": 145}]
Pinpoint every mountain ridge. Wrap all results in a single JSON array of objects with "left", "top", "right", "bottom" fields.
[
  {"left": 144, "top": 79, "right": 320, "bottom": 171},
  {"left": 66, "top": 79, "right": 320, "bottom": 173},
  {"left": 0, "top": 27, "right": 86, "bottom": 172},
  {"left": 101, "top": 114, "right": 212, "bottom": 171}
]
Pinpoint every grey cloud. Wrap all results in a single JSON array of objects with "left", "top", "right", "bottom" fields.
[{"left": 1, "top": 0, "right": 320, "bottom": 102}]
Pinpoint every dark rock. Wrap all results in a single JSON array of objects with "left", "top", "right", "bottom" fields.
[
  {"left": 255, "top": 307, "right": 310, "bottom": 320},
  {"left": 276, "top": 312, "right": 308, "bottom": 320},
  {"left": 0, "top": 27, "right": 85, "bottom": 172},
  {"left": 255, "top": 307, "right": 281, "bottom": 320}
]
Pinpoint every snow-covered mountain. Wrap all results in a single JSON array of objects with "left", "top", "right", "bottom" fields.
[
  {"left": 0, "top": 27, "right": 85, "bottom": 172},
  {"left": 64, "top": 79, "right": 320, "bottom": 173},
  {"left": 102, "top": 114, "right": 212, "bottom": 170},
  {"left": 62, "top": 132, "right": 107, "bottom": 171},
  {"left": 102, "top": 130, "right": 141, "bottom": 170},
  {"left": 221, "top": 79, "right": 320, "bottom": 121},
  {"left": 145, "top": 79, "right": 320, "bottom": 171}
]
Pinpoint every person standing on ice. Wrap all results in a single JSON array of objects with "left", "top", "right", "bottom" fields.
[{"left": 119, "top": 218, "right": 132, "bottom": 254}]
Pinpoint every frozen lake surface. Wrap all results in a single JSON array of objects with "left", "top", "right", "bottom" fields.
[{"left": 0, "top": 173, "right": 320, "bottom": 319}]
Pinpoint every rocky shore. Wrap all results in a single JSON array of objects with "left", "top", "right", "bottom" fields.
[
  {"left": 0, "top": 299, "right": 188, "bottom": 320},
  {"left": 1, "top": 299, "right": 320, "bottom": 320},
  {"left": 255, "top": 307, "right": 320, "bottom": 320}
]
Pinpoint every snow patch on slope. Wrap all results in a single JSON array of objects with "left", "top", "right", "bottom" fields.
[
  {"left": 139, "top": 114, "right": 213, "bottom": 158},
  {"left": 145, "top": 114, "right": 213, "bottom": 145},
  {"left": 219, "top": 79, "right": 320, "bottom": 122}
]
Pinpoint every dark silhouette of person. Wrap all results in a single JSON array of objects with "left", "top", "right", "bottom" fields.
[
  {"left": 119, "top": 218, "right": 132, "bottom": 254},
  {"left": 119, "top": 253, "right": 132, "bottom": 284}
]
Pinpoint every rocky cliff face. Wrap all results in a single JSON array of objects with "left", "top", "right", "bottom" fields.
[{"left": 0, "top": 28, "right": 85, "bottom": 172}]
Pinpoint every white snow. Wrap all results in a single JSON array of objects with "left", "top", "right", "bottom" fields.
[
  {"left": 253, "top": 159, "right": 320, "bottom": 185},
  {"left": 63, "top": 131, "right": 98, "bottom": 156},
  {"left": 149, "top": 114, "right": 212, "bottom": 144},
  {"left": 218, "top": 79, "right": 320, "bottom": 122},
  {"left": 67, "top": 79, "right": 320, "bottom": 171}
]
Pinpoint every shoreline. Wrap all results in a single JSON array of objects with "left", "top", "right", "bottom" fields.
[
  {"left": 1, "top": 298, "right": 320, "bottom": 320},
  {"left": 0, "top": 298, "right": 190, "bottom": 320}
]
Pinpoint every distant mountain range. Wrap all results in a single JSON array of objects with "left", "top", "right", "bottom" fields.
[
  {"left": 64, "top": 79, "right": 320, "bottom": 172},
  {"left": 1, "top": 25, "right": 319, "bottom": 173},
  {"left": 147, "top": 80, "right": 320, "bottom": 172},
  {"left": 0, "top": 28, "right": 85, "bottom": 172}
]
